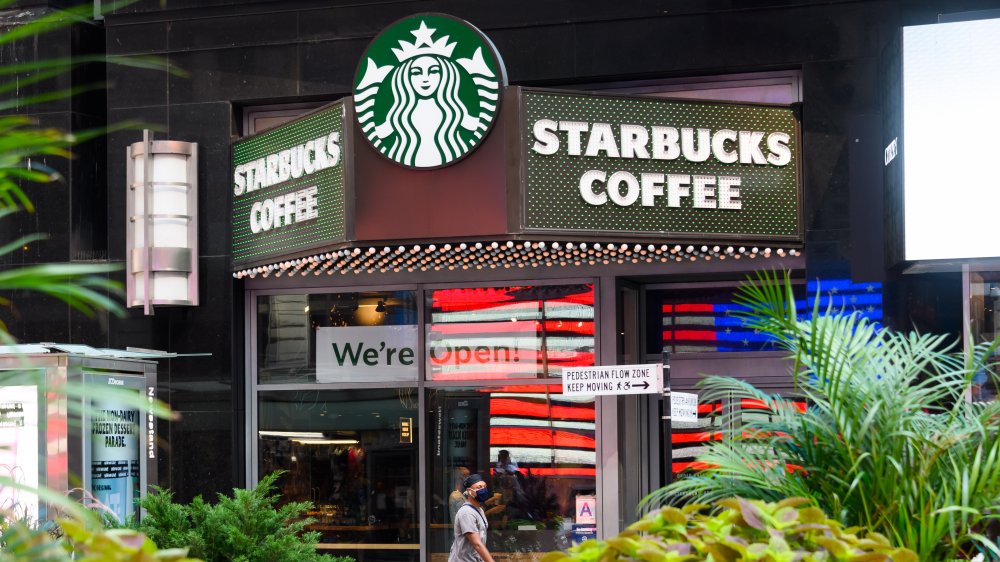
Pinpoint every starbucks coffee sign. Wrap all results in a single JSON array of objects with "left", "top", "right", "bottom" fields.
[
  {"left": 353, "top": 13, "right": 506, "bottom": 169},
  {"left": 520, "top": 90, "right": 801, "bottom": 240},
  {"left": 231, "top": 15, "right": 804, "bottom": 271},
  {"left": 231, "top": 103, "right": 347, "bottom": 266}
]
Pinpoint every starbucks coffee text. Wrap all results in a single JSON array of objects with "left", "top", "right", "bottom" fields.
[{"left": 531, "top": 120, "right": 792, "bottom": 209}]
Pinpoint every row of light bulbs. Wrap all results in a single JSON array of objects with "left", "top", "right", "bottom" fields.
[{"left": 234, "top": 241, "right": 799, "bottom": 279}]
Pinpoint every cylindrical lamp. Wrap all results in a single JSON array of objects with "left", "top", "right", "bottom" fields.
[{"left": 126, "top": 130, "right": 198, "bottom": 315}]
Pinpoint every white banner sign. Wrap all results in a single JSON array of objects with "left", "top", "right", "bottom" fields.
[
  {"left": 316, "top": 325, "right": 419, "bottom": 382},
  {"left": 91, "top": 399, "right": 140, "bottom": 523},
  {"left": 562, "top": 364, "right": 663, "bottom": 396},
  {"left": 671, "top": 392, "right": 699, "bottom": 423}
]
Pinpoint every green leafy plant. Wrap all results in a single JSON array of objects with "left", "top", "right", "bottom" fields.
[
  {"left": 0, "top": 3, "right": 185, "bottom": 562},
  {"left": 0, "top": 517, "right": 200, "bottom": 562},
  {"left": 544, "top": 497, "right": 917, "bottom": 562},
  {"left": 134, "top": 472, "right": 352, "bottom": 562},
  {"left": 645, "top": 270, "right": 1000, "bottom": 561},
  {"left": 510, "top": 471, "right": 562, "bottom": 529}
]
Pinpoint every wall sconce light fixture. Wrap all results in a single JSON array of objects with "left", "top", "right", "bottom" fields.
[{"left": 126, "top": 130, "right": 198, "bottom": 315}]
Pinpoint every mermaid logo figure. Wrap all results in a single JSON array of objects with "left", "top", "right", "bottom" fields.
[{"left": 354, "top": 14, "right": 505, "bottom": 168}]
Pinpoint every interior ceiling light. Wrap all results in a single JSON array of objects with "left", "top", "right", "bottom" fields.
[
  {"left": 291, "top": 439, "right": 360, "bottom": 445},
  {"left": 258, "top": 431, "right": 325, "bottom": 439}
]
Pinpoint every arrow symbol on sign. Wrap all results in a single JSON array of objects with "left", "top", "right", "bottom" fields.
[{"left": 634, "top": 381, "right": 649, "bottom": 390}]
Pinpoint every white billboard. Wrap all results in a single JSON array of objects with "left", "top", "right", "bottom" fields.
[
  {"left": 316, "top": 325, "right": 419, "bottom": 382},
  {"left": 0, "top": 386, "right": 39, "bottom": 522},
  {"left": 903, "top": 17, "right": 1000, "bottom": 260}
]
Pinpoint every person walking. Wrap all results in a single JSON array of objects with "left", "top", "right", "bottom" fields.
[{"left": 449, "top": 473, "right": 496, "bottom": 562}]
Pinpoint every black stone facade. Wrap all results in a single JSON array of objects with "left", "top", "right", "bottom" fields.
[{"left": 4, "top": 0, "right": 996, "bottom": 501}]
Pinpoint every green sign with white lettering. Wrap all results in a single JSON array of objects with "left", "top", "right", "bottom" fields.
[
  {"left": 231, "top": 103, "right": 346, "bottom": 266},
  {"left": 521, "top": 90, "right": 801, "bottom": 240}
]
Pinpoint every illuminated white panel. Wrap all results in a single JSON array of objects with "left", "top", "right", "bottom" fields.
[
  {"left": 903, "top": 17, "right": 1000, "bottom": 260},
  {"left": 0, "top": 386, "right": 40, "bottom": 522},
  {"left": 489, "top": 417, "right": 596, "bottom": 431},
  {"left": 488, "top": 446, "right": 596, "bottom": 466}
]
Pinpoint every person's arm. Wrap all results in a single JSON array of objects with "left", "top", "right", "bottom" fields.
[{"left": 464, "top": 530, "right": 496, "bottom": 562}]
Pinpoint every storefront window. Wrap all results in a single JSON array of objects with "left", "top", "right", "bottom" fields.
[
  {"left": 258, "top": 389, "right": 419, "bottom": 561},
  {"left": 648, "top": 280, "right": 879, "bottom": 354},
  {"left": 427, "top": 284, "right": 595, "bottom": 380},
  {"left": 969, "top": 272, "right": 1000, "bottom": 402},
  {"left": 670, "top": 396, "right": 807, "bottom": 481},
  {"left": 670, "top": 399, "right": 723, "bottom": 477},
  {"left": 257, "top": 291, "right": 417, "bottom": 384},
  {"left": 427, "top": 385, "right": 597, "bottom": 558}
]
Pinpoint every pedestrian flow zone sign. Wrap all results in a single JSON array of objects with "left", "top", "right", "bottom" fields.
[{"left": 562, "top": 364, "right": 663, "bottom": 397}]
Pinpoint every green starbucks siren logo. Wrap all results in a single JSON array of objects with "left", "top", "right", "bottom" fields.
[{"left": 354, "top": 14, "right": 506, "bottom": 168}]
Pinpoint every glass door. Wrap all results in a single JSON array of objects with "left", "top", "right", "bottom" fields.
[
  {"left": 426, "top": 385, "right": 597, "bottom": 561},
  {"left": 258, "top": 388, "right": 420, "bottom": 562},
  {"left": 967, "top": 269, "right": 1000, "bottom": 402}
]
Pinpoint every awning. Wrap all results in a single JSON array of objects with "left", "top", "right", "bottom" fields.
[
  {"left": 0, "top": 343, "right": 211, "bottom": 359},
  {"left": 233, "top": 240, "right": 800, "bottom": 279}
]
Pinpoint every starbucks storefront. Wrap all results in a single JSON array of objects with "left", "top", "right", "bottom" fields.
[{"left": 235, "top": 13, "right": 803, "bottom": 562}]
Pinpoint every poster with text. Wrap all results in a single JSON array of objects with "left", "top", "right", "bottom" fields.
[
  {"left": 90, "top": 400, "right": 140, "bottom": 523},
  {"left": 0, "top": 385, "right": 39, "bottom": 522}
]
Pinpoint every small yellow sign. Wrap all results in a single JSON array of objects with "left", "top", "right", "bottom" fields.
[{"left": 400, "top": 417, "right": 413, "bottom": 443}]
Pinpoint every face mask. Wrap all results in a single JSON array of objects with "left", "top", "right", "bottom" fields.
[{"left": 474, "top": 487, "right": 490, "bottom": 503}]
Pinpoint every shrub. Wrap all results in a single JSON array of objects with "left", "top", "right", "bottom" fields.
[
  {"left": 543, "top": 497, "right": 917, "bottom": 562},
  {"left": 0, "top": 516, "right": 199, "bottom": 562},
  {"left": 646, "top": 270, "right": 1000, "bottom": 560},
  {"left": 135, "top": 472, "right": 351, "bottom": 562}
]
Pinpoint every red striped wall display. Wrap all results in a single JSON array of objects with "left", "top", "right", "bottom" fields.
[
  {"left": 669, "top": 397, "right": 808, "bottom": 476},
  {"left": 427, "top": 284, "right": 595, "bottom": 380},
  {"left": 652, "top": 279, "right": 882, "bottom": 354}
]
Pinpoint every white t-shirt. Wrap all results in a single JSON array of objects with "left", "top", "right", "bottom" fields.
[{"left": 449, "top": 503, "right": 488, "bottom": 562}]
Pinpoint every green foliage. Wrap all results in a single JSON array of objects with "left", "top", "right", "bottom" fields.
[
  {"left": 0, "top": 516, "right": 200, "bottom": 562},
  {"left": 0, "top": 4, "right": 178, "bottom": 562},
  {"left": 131, "top": 488, "right": 204, "bottom": 558},
  {"left": 134, "top": 472, "right": 352, "bottom": 562},
  {"left": 0, "top": 0, "right": 182, "bottom": 324},
  {"left": 510, "top": 472, "right": 562, "bottom": 528},
  {"left": 645, "top": 270, "right": 1000, "bottom": 561},
  {"left": 544, "top": 497, "right": 917, "bottom": 562}
]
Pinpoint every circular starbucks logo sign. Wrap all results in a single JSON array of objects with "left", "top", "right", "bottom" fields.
[{"left": 354, "top": 13, "right": 506, "bottom": 169}]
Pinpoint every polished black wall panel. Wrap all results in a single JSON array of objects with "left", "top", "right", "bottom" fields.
[
  {"left": 848, "top": 113, "right": 885, "bottom": 283},
  {"left": 298, "top": 38, "right": 368, "bottom": 97},
  {"left": 166, "top": 102, "right": 233, "bottom": 257},
  {"left": 107, "top": 63, "right": 170, "bottom": 109},
  {"left": 166, "top": 11, "right": 299, "bottom": 53},
  {"left": 106, "top": 106, "right": 169, "bottom": 263},
  {"left": 168, "top": 45, "right": 301, "bottom": 104},
  {"left": 6, "top": 112, "right": 74, "bottom": 265},
  {"left": 163, "top": 409, "right": 234, "bottom": 503}
]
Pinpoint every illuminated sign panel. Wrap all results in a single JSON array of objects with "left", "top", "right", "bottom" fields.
[
  {"left": 0, "top": 385, "right": 39, "bottom": 522},
  {"left": 521, "top": 90, "right": 801, "bottom": 240},
  {"left": 902, "top": 18, "right": 1000, "bottom": 260},
  {"left": 232, "top": 103, "right": 347, "bottom": 266}
]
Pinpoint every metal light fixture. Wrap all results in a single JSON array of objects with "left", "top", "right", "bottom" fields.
[{"left": 126, "top": 130, "right": 198, "bottom": 315}]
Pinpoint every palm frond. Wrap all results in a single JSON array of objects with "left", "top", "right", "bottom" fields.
[{"left": 647, "top": 271, "right": 1000, "bottom": 560}]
